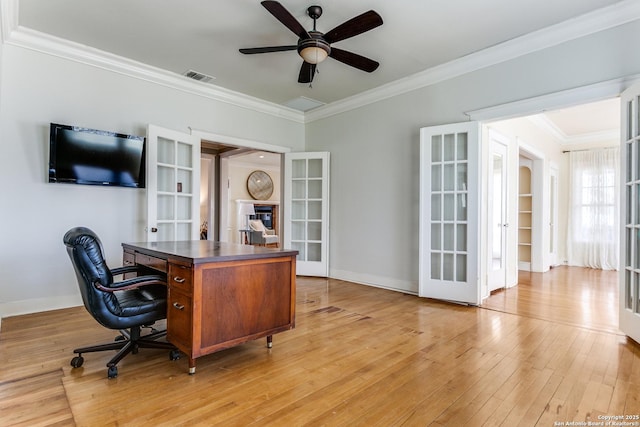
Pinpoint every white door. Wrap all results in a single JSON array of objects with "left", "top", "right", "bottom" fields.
[
  {"left": 146, "top": 125, "right": 200, "bottom": 241},
  {"left": 487, "top": 132, "right": 509, "bottom": 292},
  {"left": 419, "top": 122, "right": 481, "bottom": 305},
  {"left": 620, "top": 83, "right": 640, "bottom": 343},
  {"left": 284, "top": 152, "right": 330, "bottom": 276}
]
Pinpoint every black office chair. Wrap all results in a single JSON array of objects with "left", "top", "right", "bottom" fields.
[{"left": 63, "top": 227, "right": 179, "bottom": 378}]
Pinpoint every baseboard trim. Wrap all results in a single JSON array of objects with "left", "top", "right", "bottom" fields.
[
  {"left": 329, "top": 269, "right": 418, "bottom": 296},
  {"left": 0, "top": 294, "right": 82, "bottom": 320}
]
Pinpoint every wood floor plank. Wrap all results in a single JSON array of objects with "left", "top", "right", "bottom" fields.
[
  {"left": 0, "top": 370, "right": 74, "bottom": 427},
  {"left": 2, "top": 266, "right": 640, "bottom": 426}
]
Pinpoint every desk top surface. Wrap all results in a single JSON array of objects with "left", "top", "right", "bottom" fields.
[{"left": 122, "top": 241, "right": 298, "bottom": 264}]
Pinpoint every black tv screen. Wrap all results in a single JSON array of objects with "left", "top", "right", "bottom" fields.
[{"left": 48, "top": 123, "right": 145, "bottom": 188}]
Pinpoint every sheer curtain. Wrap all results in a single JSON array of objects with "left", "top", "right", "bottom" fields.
[{"left": 567, "top": 148, "right": 619, "bottom": 270}]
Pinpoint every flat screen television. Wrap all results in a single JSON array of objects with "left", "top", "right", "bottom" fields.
[{"left": 48, "top": 123, "right": 146, "bottom": 188}]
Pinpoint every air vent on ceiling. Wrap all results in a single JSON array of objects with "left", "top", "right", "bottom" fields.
[
  {"left": 182, "top": 69, "right": 216, "bottom": 83},
  {"left": 283, "top": 96, "right": 325, "bottom": 112}
]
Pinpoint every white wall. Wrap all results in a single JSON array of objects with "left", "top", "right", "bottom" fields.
[
  {"left": 305, "top": 20, "right": 640, "bottom": 294},
  {"left": 0, "top": 45, "right": 303, "bottom": 317}
]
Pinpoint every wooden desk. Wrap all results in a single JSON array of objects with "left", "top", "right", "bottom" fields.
[{"left": 122, "top": 240, "right": 297, "bottom": 374}]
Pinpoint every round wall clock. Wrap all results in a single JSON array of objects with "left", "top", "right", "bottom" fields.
[{"left": 247, "top": 170, "right": 273, "bottom": 200}]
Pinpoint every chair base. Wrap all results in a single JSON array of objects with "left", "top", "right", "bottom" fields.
[{"left": 71, "top": 325, "right": 178, "bottom": 378}]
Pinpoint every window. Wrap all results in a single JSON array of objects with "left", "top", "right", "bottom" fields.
[{"left": 567, "top": 148, "right": 619, "bottom": 270}]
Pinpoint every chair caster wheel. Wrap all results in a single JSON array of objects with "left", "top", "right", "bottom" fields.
[
  {"left": 170, "top": 350, "right": 181, "bottom": 361},
  {"left": 114, "top": 335, "right": 125, "bottom": 342},
  {"left": 70, "top": 356, "right": 84, "bottom": 368},
  {"left": 107, "top": 365, "right": 118, "bottom": 379}
]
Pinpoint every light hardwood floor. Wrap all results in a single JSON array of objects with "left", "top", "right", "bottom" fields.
[{"left": 1, "top": 266, "right": 639, "bottom": 426}]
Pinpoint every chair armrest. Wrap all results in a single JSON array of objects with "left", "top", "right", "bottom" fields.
[
  {"left": 110, "top": 265, "right": 140, "bottom": 276},
  {"left": 93, "top": 274, "right": 166, "bottom": 293},
  {"left": 265, "top": 229, "right": 275, "bottom": 235},
  {"left": 249, "top": 230, "right": 264, "bottom": 244}
]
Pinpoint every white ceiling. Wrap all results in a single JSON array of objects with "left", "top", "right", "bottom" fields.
[
  {"left": 12, "top": 0, "right": 630, "bottom": 141},
  {"left": 17, "top": 0, "right": 625, "bottom": 109},
  {"left": 529, "top": 97, "right": 620, "bottom": 145}
]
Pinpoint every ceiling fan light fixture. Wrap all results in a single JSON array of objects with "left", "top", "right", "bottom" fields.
[{"left": 298, "top": 39, "right": 330, "bottom": 64}]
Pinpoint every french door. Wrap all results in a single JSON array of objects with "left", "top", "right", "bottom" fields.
[
  {"left": 283, "top": 152, "right": 330, "bottom": 277},
  {"left": 419, "top": 122, "right": 481, "bottom": 304},
  {"left": 146, "top": 125, "right": 200, "bottom": 241},
  {"left": 487, "top": 131, "right": 509, "bottom": 292},
  {"left": 620, "top": 82, "right": 640, "bottom": 343}
]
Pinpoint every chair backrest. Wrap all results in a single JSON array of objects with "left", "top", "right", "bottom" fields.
[
  {"left": 63, "top": 227, "right": 120, "bottom": 328},
  {"left": 249, "top": 219, "right": 266, "bottom": 234}
]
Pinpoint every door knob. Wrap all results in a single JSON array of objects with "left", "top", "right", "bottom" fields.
[{"left": 151, "top": 227, "right": 158, "bottom": 233}]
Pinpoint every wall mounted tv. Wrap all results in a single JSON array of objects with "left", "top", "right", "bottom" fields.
[{"left": 48, "top": 123, "right": 146, "bottom": 188}]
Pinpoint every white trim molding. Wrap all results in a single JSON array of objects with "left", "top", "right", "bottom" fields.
[
  {"left": 0, "top": 294, "right": 83, "bottom": 319},
  {"left": 330, "top": 268, "right": 418, "bottom": 296},
  {"left": 466, "top": 74, "right": 640, "bottom": 123},
  {"left": 190, "top": 129, "right": 291, "bottom": 154}
]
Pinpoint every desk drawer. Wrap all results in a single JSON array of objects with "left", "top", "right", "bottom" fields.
[
  {"left": 167, "top": 289, "right": 192, "bottom": 353},
  {"left": 168, "top": 264, "right": 193, "bottom": 294},
  {"left": 123, "top": 250, "right": 135, "bottom": 267},
  {"left": 135, "top": 253, "right": 167, "bottom": 273},
  {"left": 122, "top": 250, "right": 137, "bottom": 279}
]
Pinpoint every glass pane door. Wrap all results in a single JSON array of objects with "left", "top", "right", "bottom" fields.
[
  {"left": 620, "top": 84, "right": 640, "bottom": 344},
  {"left": 419, "top": 122, "right": 480, "bottom": 304},
  {"left": 284, "top": 152, "right": 330, "bottom": 276},
  {"left": 147, "top": 125, "right": 200, "bottom": 242}
]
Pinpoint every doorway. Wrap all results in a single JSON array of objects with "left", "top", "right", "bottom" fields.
[
  {"left": 477, "top": 96, "right": 621, "bottom": 331},
  {"left": 199, "top": 143, "right": 282, "bottom": 244},
  {"left": 192, "top": 130, "right": 290, "bottom": 245}
]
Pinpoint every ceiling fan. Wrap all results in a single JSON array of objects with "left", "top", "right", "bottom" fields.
[{"left": 240, "top": 1, "right": 383, "bottom": 84}]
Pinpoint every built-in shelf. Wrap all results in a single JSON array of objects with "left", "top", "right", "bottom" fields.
[{"left": 518, "top": 164, "right": 532, "bottom": 270}]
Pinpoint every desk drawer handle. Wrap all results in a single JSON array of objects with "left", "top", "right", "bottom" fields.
[
  {"left": 173, "top": 276, "right": 186, "bottom": 283},
  {"left": 172, "top": 302, "right": 185, "bottom": 311}
]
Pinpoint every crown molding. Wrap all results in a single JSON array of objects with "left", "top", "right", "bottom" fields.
[
  {"left": 0, "top": 0, "right": 17, "bottom": 42},
  {"left": 3, "top": 0, "right": 640, "bottom": 124},
  {"left": 0, "top": 0, "right": 304, "bottom": 124},
  {"left": 305, "top": 0, "right": 640, "bottom": 123}
]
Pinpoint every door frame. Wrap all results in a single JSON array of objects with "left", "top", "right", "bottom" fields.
[{"left": 548, "top": 163, "right": 560, "bottom": 268}]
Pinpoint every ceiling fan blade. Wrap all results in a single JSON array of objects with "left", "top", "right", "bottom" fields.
[
  {"left": 324, "top": 10, "right": 383, "bottom": 44},
  {"left": 298, "top": 61, "right": 316, "bottom": 84},
  {"left": 261, "top": 1, "right": 310, "bottom": 40},
  {"left": 239, "top": 45, "right": 297, "bottom": 54},
  {"left": 329, "top": 47, "right": 379, "bottom": 73}
]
